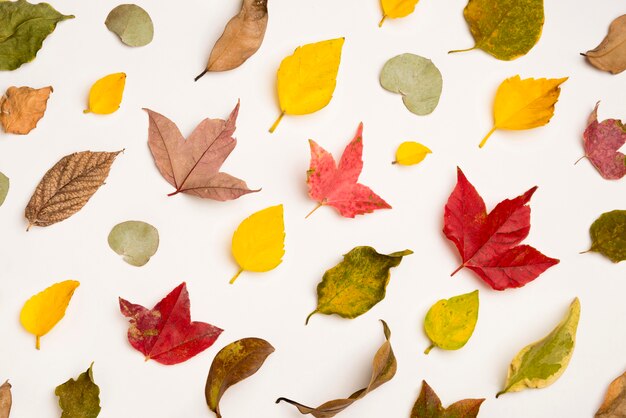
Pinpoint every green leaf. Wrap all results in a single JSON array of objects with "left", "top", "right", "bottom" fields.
[
  {"left": 105, "top": 4, "right": 154, "bottom": 47},
  {"left": 411, "top": 380, "right": 484, "bottom": 418},
  {"left": 497, "top": 298, "right": 580, "bottom": 398},
  {"left": 0, "top": 172, "right": 8, "bottom": 207},
  {"left": 55, "top": 363, "right": 101, "bottom": 418},
  {"left": 424, "top": 290, "right": 479, "bottom": 354},
  {"left": 108, "top": 220, "right": 159, "bottom": 267},
  {"left": 380, "top": 53, "right": 442, "bottom": 115},
  {"left": 588, "top": 210, "right": 626, "bottom": 263},
  {"left": 306, "top": 247, "right": 412, "bottom": 324},
  {"left": 0, "top": 0, "right": 74, "bottom": 70}
]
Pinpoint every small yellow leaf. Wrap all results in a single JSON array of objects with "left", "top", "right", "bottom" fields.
[
  {"left": 20, "top": 280, "right": 80, "bottom": 349},
  {"left": 270, "top": 38, "right": 344, "bottom": 133},
  {"left": 230, "top": 204, "right": 285, "bottom": 283},
  {"left": 480, "top": 75, "right": 567, "bottom": 148},
  {"left": 84, "top": 72, "right": 126, "bottom": 114},
  {"left": 423, "top": 290, "right": 479, "bottom": 354},
  {"left": 393, "top": 141, "right": 431, "bottom": 166},
  {"left": 379, "top": 0, "right": 419, "bottom": 27}
]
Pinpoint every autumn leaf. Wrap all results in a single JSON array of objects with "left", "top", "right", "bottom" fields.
[
  {"left": 586, "top": 210, "right": 626, "bottom": 263},
  {"left": 596, "top": 369, "right": 626, "bottom": 418},
  {"left": 119, "top": 282, "right": 223, "bottom": 365},
  {"left": 270, "top": 38, "right": 344, "bottom": 133},
  {"left": 584, "top": 14, "right": 626, "bottom": 74},
  {"left": 306, "top": 247, "right": 412, "bottom": 324},
  {"left": 145, "top": 101, "right": 258, "bottom": 200},
  {"left": 379, "top": 0, "right": 419, "bottom": 27},
  {"left": 444, "top": 168, "right": 559, "bottom": 290},
  {"left": 230, "top": 204, "right": 285, "bottom": 284},
  {"left": 20, "top": 280, "right": 79, "bottom": 349},
  {"left": 424, "top": 290, "right": 479, "bottom": 354},
  {"left": 195, "top": 0, "right": 267, "bottom": 79},
  {"left": 479, "top": 75, "right": 567, "bottom": 148},
  {"left": 411, "top": 380, "right": 484, "bottom": 418},
  {"left": 277, "top": 320, "right": 396, "bottom": 418},
  {"left": 0, "top": 381, "right": 11, "bottom": 418},
  {"left": 105, "top": 4, "right": 154, "bottom": 47},
  {"left": 393, "top": 141, "right": 431, "bottom": 166},
  {"left": 205, "top": 338, "right": 274, "bottom": 418},
  {"left": 581, "top": 102, "right": 626, "bottom": 180},
  {"left": 25, "top": 150, "right": 122, "bottom": 229},
  {"left": 108, "top": 220, "right": 159, "bottom": 266},
  {"left": 84, "top": 73, "right": 126, "bottom": 114},
  {"left": 306, "top": 123, "right": 391, "bottom": 218},
  {"left": 0, "top": 0, "right": 74, "bottom": 71},
  {"left": 55, "top": 363, "right": 101, "bottom": 418},
  {"left": 0, "top": 86, "right": 52, "bottom": 134},
  {"left": 450, "top": 0, "right": 544, "bottom": 60},
  {"left": 497, "top": 298, "right": 580, "bottom": 397},
  {"left": 0, "top": 172, "right": 8, "bottom": 207}
]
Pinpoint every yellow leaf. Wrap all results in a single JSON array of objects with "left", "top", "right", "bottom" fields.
[
  {"left": 20, "top": 280, "right": 80, "bottom": 349},
  {"left": 84, "top": 72, "right": 126, "bottom": 114},
  {"left": 480, "top": 75, "right": 567, "bottom": 148},
  {"left": 423, "top": 290, "right": 479, "bottom": 354},
  {"left": 393, "top": 141, "right": 431, "bottom": 166},
  {"left": 230, "top": 204, "right": 285, "bottom": 283},
  {"left": 379, "top": 0, "right": 419, "bottom": 27},
  {"left": 269, "top": 38, "right": 344, "bottom": 133}
]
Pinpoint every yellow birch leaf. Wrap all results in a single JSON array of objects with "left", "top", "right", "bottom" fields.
[
  {"left": 230, "top": 204, "right": 285, "bottom": 284},
  {"left": 423, "top": 290, "right": 479, "bottom": 354},
  {"left": 84, "top": 72, "right": 126, "bottom": 114},
  {"left": 269, "top": 38, "right": 344, "bottom": 133},
  {"left": 379, "top": 0, "right": 419, "bottom": 27},
  {"left": 20, "top": 280, "right": 80, "bottom": 350},
  {"left": 479, "top": 75, "right": 567, "bottom": 148},
  {"left": 393, "top": 141, "right": 431, "bottom": 166}
]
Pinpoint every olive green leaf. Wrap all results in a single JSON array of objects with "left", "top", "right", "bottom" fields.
[
  {"left": 587, "top": 210, "right": 626, "bottom": 263},
  {"left": 306, "top": 247, "right": 412, "bottom": 324},
  {"left": 0, "top": 172, "right": 8, "bottom": 207},
  {"left": 206, "top": 338, "right": 274, "bottom": 418},
  {"left": 411, "top": 380, "right": 484, "bottom": 418},
  {"left": 0, "top": 0, "right": 74, "bottom": 70},
  {"left": 380, "top": 53, "right": 442, "bottom": 115},
  {"left": 108, "top": 220, "right": 159, "bottom": 267},
  {"left": 55, "top": 363, "right": 101, "bottom": 418},
  {"left": 497, "top": 298, "right": 580, "bottom": 398},
  {"left": 595, "top": 369, "right": 626, "bottom": 418},
  {"left": 424, "top": 290, "right": 479, "bottom": 354},
  {"left": 450, "top": 0, "right": 544, "bottom": 60},
  {"left": 277, "top": 320, "right": 396, "bottom": 418},
  {"left": 105, "top": 4, "right": 154, "bottom": 47}
]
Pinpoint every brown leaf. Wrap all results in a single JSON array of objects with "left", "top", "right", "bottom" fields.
[
  {"left": 596, "top": 370, "right": 626, "bottom": 417},
  {"left": 0, "top": 380, "right": 11, "bottom": 418},
  {"left": 584, "top": 14, "right": 626, "bottom": 74},
  {"left": 0, "top": 86, "right": 53, "bottom": 134},
  {"left": 145, "top": 101, "right": 258, "bottom": 201},
  {"left": 411, "top": 380, "right": 484, "bottom": 418},
  {"left": 276, "top": 320, "right": 396, "bottom": 418},
  {"left": 25, "top": 150, "right": 121, "bottom": 229},
  {"left": 195, "top": 0, "right": 268, "bottom": 80}
]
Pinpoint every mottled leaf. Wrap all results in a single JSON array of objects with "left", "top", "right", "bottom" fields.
[
  {"left": 582, "top": 102, "right": 626, "bottom": 180},
  {"left": 84, "top": 73, "right": 126, "bottom": 114},
  {"left": 55, "top": 363, "right": 101, "bottom": 418},
  {"left": 0, "top": 381, "right": 11, "bottom": 418},
  {"left": 105, "top": 4, "right": 154, "bottom": 47},
  {"left": 0, "top": 86, "right": 52, "bottom": 134},
  {"left": 108, "top": 220, "right": 159, "bottom": 266},
  {"left": 424, "top": 290, "right": 479, "bottom": 354},
  {"left": 393, "top": 141, "right": 431, "bottom": 166},
  {"left": 0, "top": 172, "right": 8, "bottom": 207},
  {"left": 596, "top": 369, "right": 626, "bottom": 418},
  {"left": 411, "top": 380, "right": 484, "bottom": 418},
  {"left": 587, "top": 210, "right": 626, "bottom": 263},
  {"left": 584, "top": 15, "right": 626, "bottom": 74}
]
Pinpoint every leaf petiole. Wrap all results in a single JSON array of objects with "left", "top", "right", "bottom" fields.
[
  {"left": 269, "top": 111, "right": 285, "bottom": 133},
  {"left": 424, "top": 343, "right": 435, "bottom": 355},
  {"left": 479, "top": 126, "right": 497, "bottom": 148},
  {"left": 229, "top": 269, "right": 244, "bottom": 284},
  {"left": 378, "top": 15, "right": 387, "bottom": 27},
  {"left": 305, "top": 203, "right": 323, "bottom": 219},
  {"left": 448, "top": 46, "right": 477, "bottom": 54}
]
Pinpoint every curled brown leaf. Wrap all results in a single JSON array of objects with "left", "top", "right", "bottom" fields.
[
  {"left": 596, "top": 370, "right": 626, "bottom": 417},
  {"left": 0, "top": 380, "right": 11, "bottom": 418},
  {"left": 0, "top": 86, "right": 53, "bottom": 134}
]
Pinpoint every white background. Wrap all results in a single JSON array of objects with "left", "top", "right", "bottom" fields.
[{"left": 0, "top": 0, "right": 625, "bottom": 417}]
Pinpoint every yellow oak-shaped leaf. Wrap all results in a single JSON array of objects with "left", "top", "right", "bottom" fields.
[
  {"left": 393, "top": 141, "right": 431, "bottom": 166},
  {"left": 84, "top": 72, "right": 126, "bottom": 114},
  {"left": 379, "top": 0, "right": 419, "bottom": 27},
  {"left": 269, "top": 38, "right": 344, "bottom": 133},
  {"left": 20, "top": 280, "right": 80, "bottom": 349},
  {"left": 479, "top": 75, "right": 567, "bottom": 148},
  {"left": 424, "top": 290, "right": 479, "bottom": 354},
  {"left": 231, "top": 204, "right": 285, "bottom": 283}
]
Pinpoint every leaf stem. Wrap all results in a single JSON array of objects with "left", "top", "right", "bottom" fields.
[
  {"left": 450, "top": 264, "right": 464, "bottom": 276},
  {"left": 495, "top": 388, "right": 509, "bottom": 398},
  {"left": 269, "top": 111, "right": 285, "bottom": 133},
  {"left": 305, "top": 310, "right": 318, "bottom": 325},
  {"left": 479, "top": 126, "right": 497, "bottom": 148},
  {"left": 305, "top": 203, "right": 323, "bottom": 219},
  {"left": 194, "top": 69, "right": 208, "bottom": 82},
  {"left": 36, "top": 336, "right": 40, "bottom": 350},
  {"left": 167, "top": 189, "right": 180, "bottom": 197},
  {"left": 448, "top": 46, "right": 477, "bottom": 54},
  {"left": 230, "top": 269, "right": 244, "bottom": 284},
  {"left": 424, "top": 343, "right": 435, "bottom": 355},
  {"left": 574, "top": 155, "right": 587, "bottom": 165},
  {"left": 378, "top": 15, "right": 387, "bottom": 27}
]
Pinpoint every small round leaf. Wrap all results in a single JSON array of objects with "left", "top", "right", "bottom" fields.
[
  {"left": 108, "top": 221, "right": 159, "bottom": 266},
  {"left": 105, "top": 4, "right": 154, "bottom": 47}
]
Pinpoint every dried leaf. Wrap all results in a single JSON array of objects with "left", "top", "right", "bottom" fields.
[
  {"left": 108, "top": 220, "right": 159, "bottom": 267},
  {"left": 306, "top": 247, "right": 412, "bottom": 324},
  {"left": 379, "top": 0, "right": 419, "bottom": 27},
  {"left": 380, "top": 53, "right": 442, "bottom": 116},
  {"left": 0, "top": 0, "right": 74, "bottom": 70},
  {"left": 230, "top": 204, "right": 285, "bottom": 284},
  {"left": 582, "top": 102, "right": 626, "bottom": 180},
  {"left": 119, "top": 282, "right": 223, "bottom": 365},
  {"left": 450, "top": 0, "right": 544, "bottom": 60},
  {"left": 145, "top": 101, "right": 258, "bottom": 200},
  {"left": 587, "top": 210, "right": 626, "bottom": 263},
  {"left": 307, "top": 123, "right": 391, "bottom": 218},
  {"left": 0, "top": 381, "right": 11, "bottom": 418},
  {"left": 0, "top": 86, "right": 52, "bottom": 134},
  {"left": 596, "top": 370, "right": 626, "bottom": 418},
  {"left": 205, "top": 338, "right": 274, "bottom": 418},
  {"left": 497, "top": 298, "right": 580, "bottom": 397},
  {"left": 584, "top": 15, "right": 626, "bottom": 74},
  {"left": 0, "top": 172, "right": 8, "bottom": 207},
  {"left": 84, "top": 73, "right": 126, "bottom": 114},
  {"left": 25, "top": 150, "right": 121, "bottom": 229},
  {"left": 105, "top": 4, "right": 154, "bottom": 47},
  {"left": 393, "top": 141, "right": 431, "bottom": 166},
  {"left": 411, "top": 380, "right": 484, "bottom": 418},
  {"left": 479, "top": 75, "right": 567, "bottom": 148},
  {"left": 424, "top": 290, "right": 479, "bottom": 354},
  {"left": 277, "top": 320, "right": 396, "bottom": 418},
  {"left": 195, "top": 0, "right": 268, "bottom": 79},
  {"left": 55, "top": 363, "right": 101, "bottom": 418},
  {"left": 269, "top": 38, "right": 344, "bottom": 133},
  {"left": 20, "top": 280, "right": 79, "bottom": 349}
]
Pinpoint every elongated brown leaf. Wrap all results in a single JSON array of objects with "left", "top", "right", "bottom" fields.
[
  {"left": 584, "top": 15, "right": 626, "bottom": 74},
  {"left": 25, "top": 150, "right": 121, "bottom": 229},
  {"left": 596, "top": 370, "right": 626, "bottom": 417},
  {"left": 0, "top": 86, "right": 53, "bottom": 134},
  {"left": 0, "top": 380, "right": 11, "bottom": 418},
  {"left": 276, "top": 320, "right": 396, "bottom": 418},
  {"left": 206, "top": 338, "right": 274, "bottom": 418}
]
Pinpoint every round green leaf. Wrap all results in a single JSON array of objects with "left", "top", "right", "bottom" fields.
[
  {"left": 108, "top": 220, "right": 159, "bottom": 266},
  {"left": 589, "top": 210, "right": 626, "bottom": 263},
  {"left": 105, "top": 4, "right": 154, "bottom": 47},
  {"left": 0, "top": 171, "right": 8, "bottom": 207},
  {"left": 424, "top": 290, "right": 479, "bottom": 353}
]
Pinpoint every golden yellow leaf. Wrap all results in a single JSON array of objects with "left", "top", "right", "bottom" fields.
[
  {"left": 20, "top": 280, "right": 80, "bottom": 349},
  {"left": 84, "top": 72, "right": 126, "bottom": 115},
  {"left": 230, "top": 204, "right": 285, "bottom": 284},
  {"left": 393, "top": 141, "right": 431, "bottom": 166},
  {"left": 269, "top": 38, "right": 344, "bottom": 133},
  {"left": 379, "top": 0, "right": 419, "bottom": 27},
  {"left": 480, "top": 75, "right": 567, "bottom": 148}
]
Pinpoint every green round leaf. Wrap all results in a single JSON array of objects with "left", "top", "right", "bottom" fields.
[
  {"left": 0, "top": 171, "right": 8, "bottom": 207},
  {"left": 108, "top": 220, "right": 159, "bottom": 266},
  {"left": 424, "top": 290, "right": 479, "bottom": 353},
  {"left": 105, "top": 4, "right": 154, "bottom": 47},
  {"left": 589, "top": 210, "right": 626, "bottom": 263}
]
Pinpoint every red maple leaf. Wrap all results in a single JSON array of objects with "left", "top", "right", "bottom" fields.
[
  {"left": 119, "top": 282, "right": 222, "bottom": 365},
  {"left": 443, "top": 168, "right": 559, "bottom": 290},
  {"left": 306, "top": 123, "right": 391, "bottom": 218}
]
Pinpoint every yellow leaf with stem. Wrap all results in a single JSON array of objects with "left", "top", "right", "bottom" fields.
[
  {"left": 393, "top": 141, "right": 431, "bottom": 165},
  {"left": 84, "top": 72, "right": 126, "bottom": 114},
  {"left": 379, "top": 0, "right": 419, "bottom": 27},
  {"left": 424, "top": 290, "right": 479, "bottom": 354}
]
